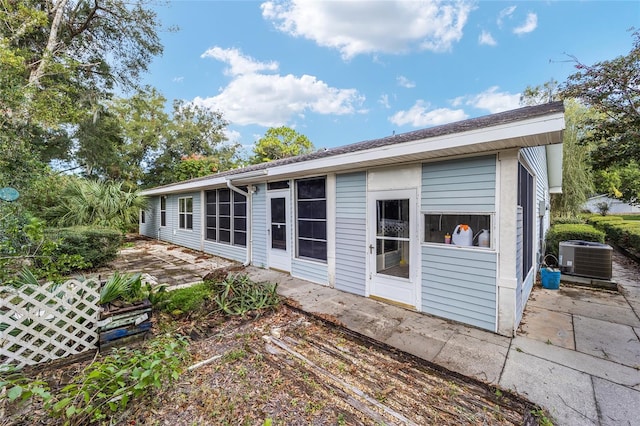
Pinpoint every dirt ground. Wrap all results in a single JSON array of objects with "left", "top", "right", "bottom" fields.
[{"left": 4, "top": 305, "right": 543, "bottom": 426}]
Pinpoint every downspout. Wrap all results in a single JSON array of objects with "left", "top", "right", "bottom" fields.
[{"left": 226, "top": 179, "right": 252, "bottom": 266}]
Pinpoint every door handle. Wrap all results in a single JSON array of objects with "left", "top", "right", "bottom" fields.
[{"left": 369, "top": 244, "right": 374, "bottom": 254}]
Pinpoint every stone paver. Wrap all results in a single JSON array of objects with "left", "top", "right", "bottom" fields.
[{"left": 573, "top": 315, "right": 640, "bottom": 368}]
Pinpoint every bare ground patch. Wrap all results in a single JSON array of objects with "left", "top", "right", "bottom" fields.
[{"left": 3, "top": 306, "right": 543, "bottom": 425}]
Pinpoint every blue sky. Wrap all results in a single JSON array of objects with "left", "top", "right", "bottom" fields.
[{"left": 143, "top": 1, "right": 639, "bottom": 152}]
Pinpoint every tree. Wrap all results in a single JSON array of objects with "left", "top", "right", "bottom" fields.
[
  {"left": 143, "top": 101, "right": 238, "bottom": 188},
  {"left": 250, "top": 126, "right": 314, "bottom": 164},
  {"left": 0, "top": 0, "right": 164, "bottom": 170},
  {"left": 560, "top": 29, "right": 640, "bottom": 168},
  {"left": 520, "top": 83, "right": 594, "bottom": 217},
  {"left": 594, "top": 162, "right": 640, "bottom": 205}
]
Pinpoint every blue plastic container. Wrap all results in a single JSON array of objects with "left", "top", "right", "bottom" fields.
[{"left": 540, "top": 267, "right": 561, "bottom": 289}]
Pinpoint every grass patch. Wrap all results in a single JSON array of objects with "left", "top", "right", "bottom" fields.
[{"left": 160, "top": 282, "right": 212, "bottom": 315}]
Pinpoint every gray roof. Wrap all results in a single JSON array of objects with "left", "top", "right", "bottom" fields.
[{"left": 146, "top": 101, "right": 564, "bottom": 191}]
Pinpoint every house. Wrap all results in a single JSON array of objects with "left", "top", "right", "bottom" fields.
[
  {"left": 583, "top": 194, "right": 640, "bottom": 214},
  {"left": 139, "top": 102, "right": 565, "bottom": 336}
]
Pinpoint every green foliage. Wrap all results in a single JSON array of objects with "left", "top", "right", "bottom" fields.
[
  {"left": 209, "top": 274, "right": 280, "bottom": 316},
  {"left": 0, "top": 364, "right": 52, "bottom": 406},
  {"left": 560, "top": 29, "right": 640, "bottom": 169},
  {"left": 551, "top": 100, "right": 594, "bottom": 216},
  {"left": 0, "top": 206, "right": 90, "bottom": 284},
  {"left": 587, "top": 215, "right": 640, "bottom": 253},
  {"left": 160, "top": 283, "right": 213, "bottom": 316},
  {"left": 550, "top": 216, "right": 586, "bottom": 225},
  {"left": 143, "top": 100, "right": 237, "bottom": 187},
  {"left": 45, "top": 179, "right": 146, "bottom": 232},
  {"left": 545, "top": 224, "right": 605, "bottom": 257},
  {"left": 250, "top": 126, "right": 314, "bottom": 164},
  {"left": 593, "top": 162, "right": 640, "bottom": 205},
  {"left": 47, "top": 334, "right": 189, "bottom": 425},
  {"left": 47, "top": 226, "right": 123, "bottom": 269},
  {"left": 99, "top": 272, "right": 141, "bottom": 305},
  {"left": 173, "top": 154, "right": 219, "bottom": 181}
]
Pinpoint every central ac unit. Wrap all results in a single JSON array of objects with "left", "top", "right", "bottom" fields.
[{"left": 558, "top": 240, "right": 613, "bottom": 280}]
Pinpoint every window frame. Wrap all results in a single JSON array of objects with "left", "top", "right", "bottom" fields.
[
  {"left": 160, "top": 197, "right": 167, "bottom": 227},
  {"left": 295, "top": 177, "right": 327, "bottom": 262},
  {"left": 178, "top": 197, "right": 193, "bottom": 230},
  {"left": 204, "top": 188, "right": 247, "bottom": 247},
  {"left": 422, "top": 212, "right": 493, "bottom": 249},
  {"left": 140, "top": 210, "right": 145, "bottom": 224}
]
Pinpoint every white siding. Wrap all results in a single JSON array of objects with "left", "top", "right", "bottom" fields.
[{"left": 335, "top": 172, "right": 367, "bottom": 296}]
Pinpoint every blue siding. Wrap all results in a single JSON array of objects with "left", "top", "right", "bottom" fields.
[
  {"left": 422, "top": 246, "right": 497, "bottom": 331},
  {"left": 422, "top": 156, "right": 496, "bottom": 212},
  {"left": 251, "top": 184, "right": 267, "bottom": 268},
  {"left": 157, "top": 192, "right": 201, "bottom": 251},
  {"left": 140, "top": 196, "right": 159, "bottom": 238},
  {"left": 292, "top": 258, "right": 328, "bottom": 285},
  {"left": 203, "top": 240, "right": 246, "bottom": 263},
  {"left": 335, "top": 172, "right": 367, "bottom": 296}
]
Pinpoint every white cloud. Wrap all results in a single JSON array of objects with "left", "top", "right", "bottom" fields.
[
  {"left": 261, "top": 0, "right": 474, "bottom": 59},
  {"left": 513, "top": 12, "right": 538, "bottom": 35},
  {"left": 223, "top": 129, "right": 242, "bottom": 143},
  {"left": 389, "top": 100, "right": 467, "bottom": 127},
  {"left": 478, "top": 30, "right": 497, "bottom": 46},
  {"left": 397, "top": 75, "right": 416, "bottom": 88},
  {"left": 172, "top": 76, "right": 184, "bottom": 83},
  {"left": 497, "top": 5, "right": 516, "bottom": 28},
  {"left": 379, "top": 94, "right": 391, "bottom": 109},
  {"left": 194, "top": 47, "right": 364, "bottom": 127},
  {"left": 454, "top": 86, "right": 521, "bottom": 113},
  {"left": 201, "top": 46, "right": 278, "bottom": 76}
]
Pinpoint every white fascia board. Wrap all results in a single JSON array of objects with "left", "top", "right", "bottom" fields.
[
  {"left": 141, "top": 112, "right": 564, "bottom": 195},
  {"left": 265, "top": 112, "right": 565, "bottom": 179}
]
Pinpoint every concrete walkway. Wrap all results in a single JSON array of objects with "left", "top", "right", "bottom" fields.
[{"left": 243, "top": 250, "right": 640, "bottom": 426}]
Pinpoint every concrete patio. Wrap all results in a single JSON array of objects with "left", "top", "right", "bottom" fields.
[{"left": 107, "top": 238, "right": 640, "bottom": 425}]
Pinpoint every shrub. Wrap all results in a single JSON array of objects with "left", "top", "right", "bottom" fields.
[
  {"left": 545, "top": 224, "right": 605, "bottom": 257},
  {"left": 208, "top": 273, "right": 280, "bottom": 317},
  {"left": 551, "top": 216, "right": 585, "bottom": 225},
  {"left": 47, "top": 226, "right": 123, "bottom": 268},
  {"left": 588, "top": 216, "right": 640, "bottom": 253}
]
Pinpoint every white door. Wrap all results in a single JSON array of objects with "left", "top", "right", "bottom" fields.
[
  {"left": 368, "top": 190, "right": 418, "bottom": 308},
  {"left": 267, "top": 190, "right": 291, "bottom": 272}
]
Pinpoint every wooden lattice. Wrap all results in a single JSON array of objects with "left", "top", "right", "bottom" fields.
[{"left": 0, "top": 279, "right": 100, "bottom": 368}]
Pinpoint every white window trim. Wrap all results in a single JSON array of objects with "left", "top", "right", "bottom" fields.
[{"left": 178, "top": 196, "right": 193, "bottom": 230}]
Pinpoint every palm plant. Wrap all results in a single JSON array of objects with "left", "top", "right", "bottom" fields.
[{"left": 46, "top": 178, "right": 147, "bottom": 232}]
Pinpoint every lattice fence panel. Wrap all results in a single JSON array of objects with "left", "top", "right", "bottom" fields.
[{"left": 1, "top": 279, "right": 100, "bottom": 368}]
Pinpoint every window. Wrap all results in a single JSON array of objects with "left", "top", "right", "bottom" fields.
[
  {"left": 140, "top": 210, "right": 145, "bottom": 224},
  {"left": 206, "top": 190, "right": 216, "bottom": 241},
  {"left": 423, "top": 214, "right": 491, "bottom": 248},
  {"left": 518, "top": 163, "right": 534, "bottom": 280},
  {"left": 160, "top": 197, "right": 166, "bottom": 227},
  {"left": 178, "top": 197, "right": 193, "bottom": 230},
  {"left": 296, "top": 177, "right": 327, "bottom": 261},
  {"left": 204, "top": 188, "right": 247, "bottom": 247}
]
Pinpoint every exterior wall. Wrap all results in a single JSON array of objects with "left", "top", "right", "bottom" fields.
[
  {"left": 203, "top": 239, "right": 246, "bottom": 263},
  {"left": 421, "top": 246, "right": 497, "bottom": 330},
  {"left": 139, "top": 196, "right": 159, "bottom": 238},
  {"left": 421, "top": 155, "right": 497, "bottom": 331},
  {"left": 291, "top": 258, "right": 328, "bottom": 285},
  {"left": 518, "top": 147, "right": 550, "bottom": 327},
  {"left": 157, "top": 192, "right": 202, "bottom": 251},
  {"left": 251, "top": 184, "right": 268, "bottom": 268},
  {"left": 421, "top": 155, "right": 496, "bottom": 212},
  {"left": 335, "top": 172, "right": 367, "bottom": 296}
]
